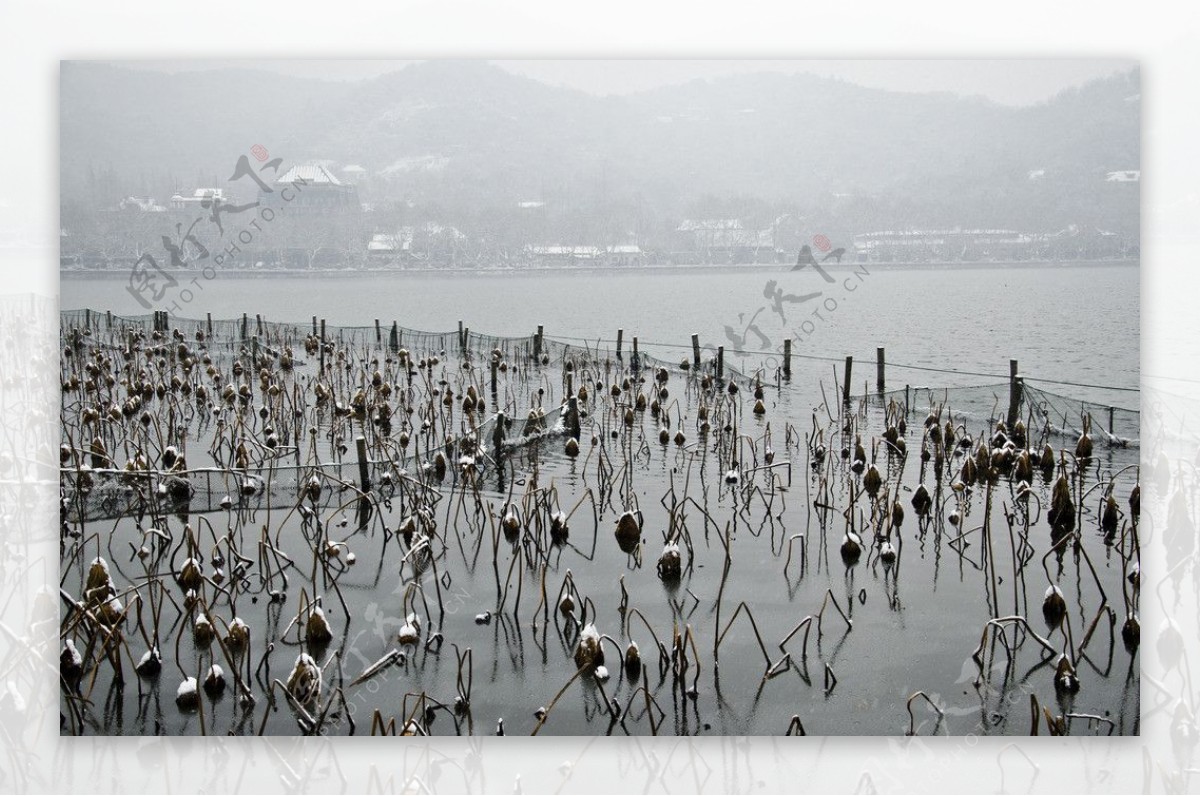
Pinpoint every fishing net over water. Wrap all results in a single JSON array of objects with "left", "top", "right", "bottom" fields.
[{"left": 60, "top": 309, "right": 761, "bottom": 389}]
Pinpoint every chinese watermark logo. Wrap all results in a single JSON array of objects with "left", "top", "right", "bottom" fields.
[
  {"left": 721, "top": 234, "right": 870, "bottom": 372},
  {"left": 126, "top": 145, "right": 300, "bottom": 314}
]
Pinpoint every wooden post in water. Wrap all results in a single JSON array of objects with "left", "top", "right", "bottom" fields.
[
  {"left": 458, "top": 320, "right": 464, "bottom": 349},
  {"left": 783, "top": 338, "right": 792, "bottom": 379},
  {"left": 632, "top": 336, "right": 639, "bottom": 367},
  {"left": 462, "top": 327, "right": 470, "bottom": 358},
  {"left": 85, "top": 309, "right": 91, "bottom": 329},
  {"left": 256, "top": 314, "right": 263, "bottom": 336},
  {"left": 616, "top": 329, "right": 624, "bottom": 359},
  {"left": 1108, "top": 406, "right": 1115, "bottom": 437},
  {"left": 535, "top": 325, "right": 544, "bottom": 359},
  {"left": 312, "top": 316, "right": 318, "bottom": 337},
  {"left": 691, "top": 334, "right": 701, "bottom": 368},
  {"left": 842, "top": 356, "right": 853, "bottom": 404},
  {"left": 717, "top": 346, "right": 724, "bottom": 379},
  {"left": 492, "top": 411, "right": 508, "bottom": 455},
  {"left": 490, "top": 359, "right": 498, "bottom": 397},
  {"left": 355, "top": 436, "right": 370, "bottom": 491},
  {"left": 106, "top": 310, "right": 113, "bottom": 330},
  {"left": 375, "top": 319, "right": 381, "bottom": 345},
  {"left": 1007, "top": 359, "right": 1021, "bottom": 428},
  {"left": 390, "top": 321, "right": 399, "bottom": 353},
  {"left": 206, "top": 312, "right": 212, "bottom": 338},
  {"left": 319, "top": 319, "right": 326, "bottom": 373},
  {"left": 876, "top": 347, "right": 886, "bottom": 394},
  {"left": 252, "top": 336, "right": 259, "bottom": 367}
]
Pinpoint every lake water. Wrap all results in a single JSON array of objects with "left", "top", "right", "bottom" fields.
[
  {"left": 63, "top": 262, "right": 1139, "bottom": 410},
  {"left": 60, "top": 262, "right": 1141, "bottom": 736}
]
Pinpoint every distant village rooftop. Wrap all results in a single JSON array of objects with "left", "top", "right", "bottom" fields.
[{"left": 276, "top": 164, "right": 344, "bottom": 186}]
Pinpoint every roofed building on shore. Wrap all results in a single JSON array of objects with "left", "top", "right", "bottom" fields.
[
  {"left": 170, "top": 188, "right": 226, "bottom": 210},
  {"left": 673, "top": 219, "right": 779, "bottom": 264},
  {"left": 853, "top": 226, "right": 1132, "bottom": 263},
  {"left": 260, "top": 164, "right": 361, "bottom": 212}
]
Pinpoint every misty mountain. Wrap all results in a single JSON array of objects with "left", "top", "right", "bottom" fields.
[{"left": 60, "top": 61, "right": 1139, "bottom": 237}]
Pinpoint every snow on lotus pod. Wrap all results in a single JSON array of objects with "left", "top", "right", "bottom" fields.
[
  {"left": 98, "top": 595, "right": 125, "bottom": 626},
  {"left": 1054, "top": 655, "right": 1080, "bottom": 694},
  {"left": 550, "top": 511, "right": 569, "bottom": 544},
  {"left": 193, "top": 614, "right": 214, "bottom": 647},
  {"left": 85, "top": 557, "right": 113, "bottom": 602},
  {"left": 574, "top": 623, "right": 604, "bottom": 671},
  {"left": 615, "top": 511, "right": 641, "bottom": 552},
  {"left": 625, "top": 641, "right": 641, "bottom": 676},
  {"left": 203, "top": 664, "right": 226, "bottom": 697},
  {"left": 61, "top": 640, "right": 83, "bottom": 686},
  {"left": 657, "top": 541, "right": 682, "bottom": 581},
  {"left": 398, "top": 613, "right": 421, "bottom": 646},
  {"left": 863, "top": 464, "right": 882, "bottom": 498},
  {"left": 1042, "top": 585, "right": 1067, "bottom": 629},
  {"left": 306, "top": 605, "right": 333, "bottom": 646},
  {"left": 136, "top": 647, "right": 162, "bottom": 678},
  {"left": 840, "top": 530, "right": 862, "bottom": 566},
  {"left": 177, "top": 557, "right": 203, "bottom": 591},
  {"left": 176, "top": 677, "right": 200, "bottom": 710},
  {"left": 286, "top": 653, "right": 322, "bottom": 707}
]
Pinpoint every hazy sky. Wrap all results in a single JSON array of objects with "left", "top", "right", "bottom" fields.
[{"left": 124, "top": 58, "right": 1133, "bottom": 106}]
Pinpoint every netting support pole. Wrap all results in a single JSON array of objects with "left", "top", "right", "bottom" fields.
[
  {"left": 905, "top": 385, "right": 910, "bottom": 417},
  {"left": 458, "top": 320, "right": 464, "bottom": 349},
  {"left": 1007, "top": 359, "right": 1021, "bottom": 428},
  {"left": 206, "top": 313, "right": 212, "bottom": 338},
  {"left": 375, "top": 319, "right": 381, "bottom": 346},
  {"left": 616, "top": 329, "right": 624, "bottom": 360},
  {"left": 493, "top": 411, "right": 508, "bottom": 455},
  {"left": 356, "top": 436, "right": 370, "bottom": 491},
  {"left": 390, "top": 321, "right": 399, "bottom": 353},
  {"left": 106, "top": 310, "right": 112, "bottom": 330},
  {"left": 85, "top": 309, "right": 91, "bottom": 329},
  {"left": 241, "top": 313, "right": 248, "bottom": 343},
  {"left": 312, "top": 316, "right": 318, "bottom": 337},
  {"left": 784, "top": 338, "right": 792, "bottom": 379},
  {"left": 843, "top": 356, "right": 853, "bottom": 405},
  {"left": 717, "top": 346, "right": 724, "bottom": 380},
  {"left": 319, "top": 319, "right": 326, "bottom": 373},
  {"left": 876, "top": 347, "right": 885, "bottom": 394},
  {"left": 463, "top": 327, "right": 470, "bottom": 358},
  {"left": 692, "top": 334, "right": 702, "bottom": 369},
  {"left": 1108, "top": 406, "right": 1115, "bottom": 437},
  {"left": 490, "top": 359, "right": 498, "bottom": 398},
  {"left": 535, "top": 325, "right": 544, "bottom": 360},
  {"left": 256, "top": 313, "right": 263, "bottom": 337}
]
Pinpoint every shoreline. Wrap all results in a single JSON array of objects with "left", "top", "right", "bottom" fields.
[{"left": 61, "top": 258, "right": 1139, "bottom": 279}]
